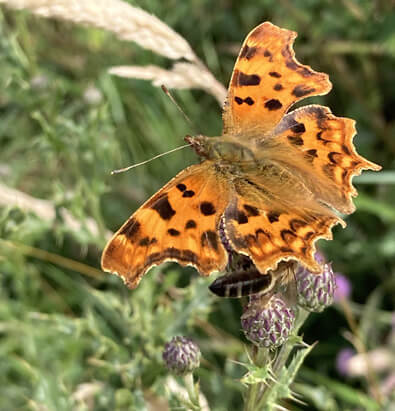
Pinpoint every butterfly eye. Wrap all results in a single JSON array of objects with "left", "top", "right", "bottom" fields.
[{"left": 185, "top": 135, "right": 210, "bottom": 157}]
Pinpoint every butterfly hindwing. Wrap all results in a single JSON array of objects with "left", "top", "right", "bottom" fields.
[
  {"left": 268, "top": 104, "right": 382, "bottom": 214},
  {"left": 223, "top": 166, "right": 343, "bottom": 274},
  {"left": 101, "top": 162, "right": 230, "bottom": 288},
  {"left": 222, "top": 22, "right": 332, "bottom": 136}
]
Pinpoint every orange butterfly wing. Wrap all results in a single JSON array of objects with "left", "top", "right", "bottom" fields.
[
  {"left": 223, "top": 168, "right": 343, "bottom": 274},
  {"left": 101, "top": 162, "right": 230, "bottom": 288},
  {"left": 219, "top": 22, "right": 381, "bottom": 274},
  {"left": 222, "top": 22, "right": 331, "bottom": 135},
  {"left": 270, "top": 105, "right": 381, "bottom": 214}
]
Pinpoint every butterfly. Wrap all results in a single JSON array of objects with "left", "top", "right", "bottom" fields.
[{"left": 101, "top": 22, "right": 381, "bottom": 290}]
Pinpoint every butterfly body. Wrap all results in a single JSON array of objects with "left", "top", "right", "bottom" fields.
[
  {"left": 186, "top": 134, "right": 258, "bottom": 165},
  {"left": 102, "top": 22, "right": 381, "bottom": 290},
  {"left": 209, "top": 260, "right": 296, "bottom": 298},
  {"left": 209, "top": 268, "right": 274, "bottom": 298}
]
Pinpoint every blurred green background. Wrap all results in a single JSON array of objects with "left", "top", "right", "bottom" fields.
[{"left": 0, "top": 1, "right": 394, "bottom": 410}]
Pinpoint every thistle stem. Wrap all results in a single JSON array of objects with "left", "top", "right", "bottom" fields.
[
  {"left": 184, "top": 373, "right": 201, "bottom": 410},
  {"left": 244, "top": 346, "right": 269, "bottom": 411},
  {"left": 254, "top": 308, "right": 311, "bottom": 409},
  {"left": 273, "top": 308, "right": 310, "bottom": 373}
]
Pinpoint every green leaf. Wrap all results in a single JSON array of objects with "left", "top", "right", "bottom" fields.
[
  {"left": 241, "top": 362, "right": 273, "bottom": 385},
  {"left": 263, "top": 343, "right": 315, "bottom": 406}
]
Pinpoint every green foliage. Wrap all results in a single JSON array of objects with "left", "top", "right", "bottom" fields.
[{"left": 0, "top": 1, "right": 394, "bottom": 410}]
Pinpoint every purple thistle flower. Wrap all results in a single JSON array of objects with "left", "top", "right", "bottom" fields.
[
  {"left": 162, "top": 336, "right": 201, "bottom": 375},
  {"left": 295, "top": 253, "right": 335, "bottom": 312},
  {"left": 334, "top": 273, "right": 352, "bottom": 301},
  {"left": 241, "top": 294, "right": 295, "bottom": 349}
]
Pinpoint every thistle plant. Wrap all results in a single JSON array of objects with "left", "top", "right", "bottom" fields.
[
  {"left": 163, "top": 336, "right": 201, "bottom": 376},
  {"left": 163, "top": 336, "right": 203, "bottom": 410},
  {"left": 239, "top": 252, "right": 337, "bottom": 410},
  {"left": 295, "top": 255, "right": 335, "bottom": 312},
  {"left": 241, "top": 294, "right": 295, "bottom": 349}
]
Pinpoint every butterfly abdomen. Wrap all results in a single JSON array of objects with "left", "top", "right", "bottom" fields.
[{"left": 209, "top": 269, "right": 275, "bottom": 298}]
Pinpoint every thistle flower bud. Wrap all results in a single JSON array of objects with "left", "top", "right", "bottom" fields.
[
  {"left": 162, "top": 336, "right": 201, "bottom": 375},
  {"left": 296, "top": 257, "right": 335, "bottom": 312},
  {"left": 241, "top": 294, "right": 295, "bottom": 349}
]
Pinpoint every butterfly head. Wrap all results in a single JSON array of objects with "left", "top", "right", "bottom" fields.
[{"left": 184, "top": 134, "right": 211, "bottom": 158}]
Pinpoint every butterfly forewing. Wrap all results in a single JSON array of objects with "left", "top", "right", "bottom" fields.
[
  {"left": 101, "top": 162, "right": 230, "bottom": 288},
  {"left": 222, "top": 22, "right": 332, "bottom": 136}
]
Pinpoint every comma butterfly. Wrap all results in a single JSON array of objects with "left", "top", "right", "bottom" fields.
[{"left": 101, "top": 22, "right": 381, "bottom": 289}]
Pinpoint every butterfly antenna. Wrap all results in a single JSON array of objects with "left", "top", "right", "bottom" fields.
[
  {"left": 161, "top": 85, "right": 198, "bottom": 133},
  {"left": 111, "top": 143, "right": 191, "bottom": 175},
  {"left": 112, "top": 86, "right": 197, "bottom": 175}
]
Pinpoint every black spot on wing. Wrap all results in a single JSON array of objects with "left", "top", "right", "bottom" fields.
[
  {"left": 234, "top": 96, "right": 255, "bottom": 106},
  {"left": 292, "top": 85, "right": 316, "bottom": 97},
  {"left": 168, "top": 228, "right": 180, "bottom": 236},
  {"left": 236, "top": 210, "right": 248, "bottom": 224},
  {"left": 287, "top": 135, "right": 304, "bottom": 146},
  {"left": 138, "top": 237, "right": 150, "bottom": 247},
  {"left": 176, "top": 183, "right": 186, "bottom": 192},
  {"left": 267, "top": 211, "right": 280, "bottom": 223},
  {"left": 273, "top": 83, "right": 283, "bottom": 91},
  {"left": 151, "top": 194, "right": 176, "bottom": 220},
  {"left": 120, "top": 218, "right": 140, "bottom": 242},
  {"left": 264, "top": 49, "right": 273, "bottom": 61},
  {"left": 290, "top": 122, "right": 306, "bottom": 133},
  {"left": 304, "top": 149, "right": 318, "bottom": 163},
  {"left": 264, "top": 99, "right": 282, "bottom": 110},
  {"left": 182, "top": 190, "right": 195, "bottom": 198},
  {"left": 200, "top": 202, "right": 216, "bottom": 216},
  {"left": 305, "top": 149, "right": 318, "bottom": 162},
  {"left": 185, "top": 220, "right": 197, "bottom": 229},
  {"left": 238, "top": 72, "right": 261, "bottom": 86},
  {"left": 269, "top": 71, "right": 281, "bottom": 78},
  {"left": 139, "top": 237, "right": 157, "bottom": 247},
  {"left": 240, "top": 45, "right": 257, "bottom": 60},
  {"left": 243, "top": 204, "right": 259, "bottom": 216}
]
